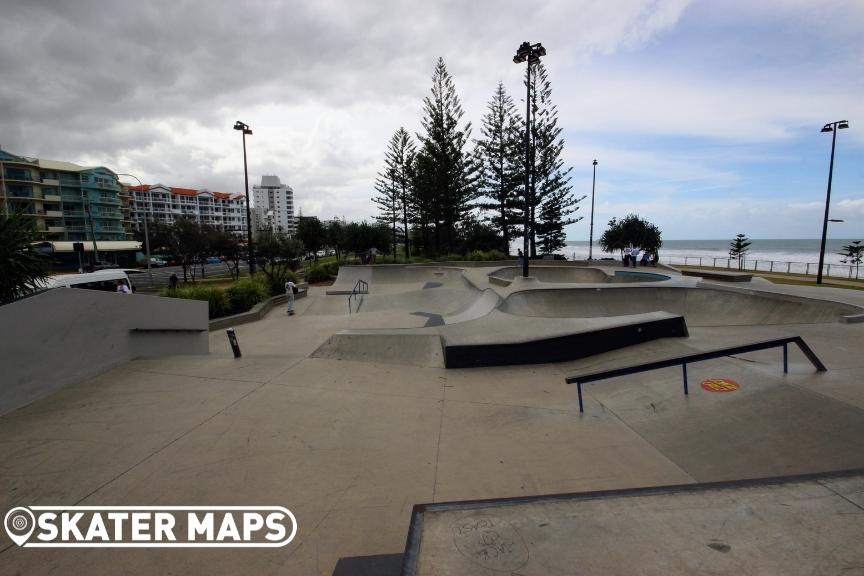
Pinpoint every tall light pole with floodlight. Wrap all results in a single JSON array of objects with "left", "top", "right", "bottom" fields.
[
  {"left": 513, "top": 41, "right": 546, "bottom": 278},
  {"left": 816, "top": 120, "right": 849, "bottom": 285},
  {"left": 588, "top": 159, "right": 598, "bottom": 261},
  {"left": 116, "top": 172, "right": 152, "bottom": 283},
  {"left": 234, "top": 121, "right": 255, "bottom": 275}
]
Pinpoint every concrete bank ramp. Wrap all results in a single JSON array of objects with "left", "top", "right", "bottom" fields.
[
  {"left": 402, "top": 470, "right": 864, "bottom": 576},
  {"left": 305, "top": 287, "right": 484, "bottom": 320},
  {"left": 311, "top": 332, "right": 445, "bottom": 368},
  {"left": 310, "top": 311, "right": 688, "bottom": 368},
  {"left": 501, "top": 285, "right": 862, "bottom": 325},
  {"left": 489, "top": 266, "right": 670, "bottom": 285},
  {"left": 326, "top": 265, "right": 465, "bottom": 294}
]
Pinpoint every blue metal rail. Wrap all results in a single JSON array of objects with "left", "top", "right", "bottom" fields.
[{"left": 565, "top": 336, "right": 827, "bottom": 413}]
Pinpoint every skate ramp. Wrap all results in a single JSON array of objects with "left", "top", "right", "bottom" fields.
[
  {"left": 306, "top": 288, "right": 480, "bottom": 318},
  {"left": 440, "top": 311, "right": 688, "bottom": 368},
  {"left": 327, "top": 265, "right": 466, "bottom": 294},
  {"left": 311, "top": 311, "right": 688, "bottom": 368},
  {"left": 501, "top": 286, "right": 862, "bottom": 326},
  {"left": 311, "top": 333, "right": 444, "bottom": 367},
  {"left": 489, "top": 266, "right": 670, "bottom": 285}
]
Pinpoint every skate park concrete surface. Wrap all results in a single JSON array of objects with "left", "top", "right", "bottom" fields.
[{"left": 2, "top": 262, "right": 864, "bottom": 575}]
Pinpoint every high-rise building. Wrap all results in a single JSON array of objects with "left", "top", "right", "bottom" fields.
[
  {"left": 127, "top": 184, "right": 248, "bottom": 235},
  {"left": 0, "top": 149, "right": 131, "bottom": 241},
  {"left": 252, "top": 175, "right": 295, "bottom": 235}
]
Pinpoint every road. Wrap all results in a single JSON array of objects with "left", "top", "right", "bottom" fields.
[{"left": 128, "top": 262, "right": 249, "bottom": 289}]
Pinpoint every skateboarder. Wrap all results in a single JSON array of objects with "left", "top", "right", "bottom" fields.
[{"left": 285, "top": 279, "right": 297, "bottom": 315}]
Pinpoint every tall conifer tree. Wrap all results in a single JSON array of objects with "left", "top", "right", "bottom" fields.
[
  {"left": 474, "top": 82, "right": 522, "bottom": 255},
  {"left": 524, "top": 61, "right": 580, "bottom": 255},
  {"left": 372, "top": 127, "right": 415, "bottom": 259},
  {"left": 414, "top": 57, "right": 478, "bottom": 255}
]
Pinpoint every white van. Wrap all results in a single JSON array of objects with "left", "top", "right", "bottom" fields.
[{"left": 43, "top": 269, "right": 135, "bottom": 293}]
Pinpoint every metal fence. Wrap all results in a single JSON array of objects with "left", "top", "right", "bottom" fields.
[{"left": 664, "top": 256, "right": 862, "bottom": 280}]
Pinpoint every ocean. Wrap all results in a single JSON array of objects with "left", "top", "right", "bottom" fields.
[{"left": 555, "top": 239, "right": 863, "bottom": 278}]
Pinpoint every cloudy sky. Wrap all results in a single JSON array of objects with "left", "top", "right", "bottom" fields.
[{"left": 1, "top": 0, "right": 862, "bottom": 240}]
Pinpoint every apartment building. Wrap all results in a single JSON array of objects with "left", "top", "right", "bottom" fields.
[
  {"left": 127, "top": 184, "right": 248, "bottom": 235},
  {"left": 252, "top": 175, "right": 295, "bottom": 235},
  {"left": 0, "top": 149, "right": 131, "bottom": 241}
]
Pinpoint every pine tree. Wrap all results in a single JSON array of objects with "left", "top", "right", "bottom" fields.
[
  {"left": 474, "top": 82, "right": 523, "bottom": 255},
  {"left": 414, "top": 57, "right": 479, "bottom": 256},
  {"left": 372, "top": 167, "right": 399, "bottom": 260},
  {"left": 372, "top": 128, "right": 416, "bottom": 260},
  {"left": 729, "top": 233, "right": 751, "bottom": 270},
  {"left": 526, "top": 61, "right": 580, "bottom": 255}
]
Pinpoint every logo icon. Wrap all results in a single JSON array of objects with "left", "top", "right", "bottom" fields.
[
  {"left": 4, "top": 507, "right": 35, "bottom": 547},
  {"left": 4, "top": 506, "right": 297, "bottom": 548},
  {"left": 701, "top": 378, "right": 740, "bottom": 393}
]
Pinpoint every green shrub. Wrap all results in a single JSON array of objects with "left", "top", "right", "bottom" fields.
[
  {"left": 306, "top": 261, "right": 338, "bottom": 284},
  {"left": 225, "top": 276, "right": 270, "bottom": 314},
  {"left": 161, "top": 285, "right": 230, "bottom": 319},
  {"left": 264, "top": 270, "right": 297, "bottom": 295}
]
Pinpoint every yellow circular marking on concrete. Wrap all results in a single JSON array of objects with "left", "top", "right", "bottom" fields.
[{"left": 701, "top": 378, "right": 740, "bottom": 393}]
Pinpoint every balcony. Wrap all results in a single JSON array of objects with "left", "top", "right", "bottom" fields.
[
  {"left": 42, "top": 178, "right": 60, "bottom": 186},
  {"left": 47, "top": 226, "right": 66, "bottom": 233},
  {"left": 44, "top": 194, "right": 62, "bottom": 202},
  {"left": 46, "top": 210, "right": 64, "bottom": 218}
]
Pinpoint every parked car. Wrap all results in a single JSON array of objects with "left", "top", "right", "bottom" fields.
[
  {"left": 149, "top": 257, "right": 169, "bottom": 268},
  {"left": 206, "top": 256, "right": 222, "bottom": 264},
  {"left": 85, "top": 261, "right": 120, "bottom": 272}
]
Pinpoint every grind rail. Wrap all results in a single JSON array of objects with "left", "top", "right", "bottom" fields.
[
  {"left": 566, "top": 336, "right": 827, "bottom": 413},
  {"left": 347, "top": 279, "right": 368, "bottom": 314}
]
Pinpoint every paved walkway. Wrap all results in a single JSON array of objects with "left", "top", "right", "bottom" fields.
[{"left": 2, "top": 276, "right": 864, "bottom": 575}]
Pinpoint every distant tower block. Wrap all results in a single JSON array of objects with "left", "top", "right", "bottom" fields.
[{"left": 252, "top": 175, "right": 295, "bottom": 235}]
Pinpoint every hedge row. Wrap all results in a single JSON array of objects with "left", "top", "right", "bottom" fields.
[{"left": 160, "top": 276, "right": 272, "bottom": 319}]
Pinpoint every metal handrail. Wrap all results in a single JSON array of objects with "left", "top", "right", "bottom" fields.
[
  {"left": 566, "top": 336, "right": 827, "bottom": 413},
  {"left": 347, "top": 279, "right": 368, "bottom": 314}
]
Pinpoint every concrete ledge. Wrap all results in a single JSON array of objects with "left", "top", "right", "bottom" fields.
[
  {"left": 208, "top": 283, "right": 308, "bottom": 331},
  {"left": 402, "top": 468, "right": 864, "bottom": 576},
  {"left": 443, "top": 314, "right": 689, "bottom": 368},
  {"left": 682, "top": 269, "right": 753, "bottom": 282}
]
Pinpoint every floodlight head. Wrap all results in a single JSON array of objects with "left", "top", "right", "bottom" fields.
[
  {"left": 233, "top": 121, "right": 246, "bottom": 131},
  {"left": 243, "top": 128, "right": 252, "bottom": 135},
  {"left": 821, "top": 125, "right": 834, "bottom": 133},
  {"left": 593, "top": 159, "right": 598, "bottom": 166},
  {"left": 535, "top": 44, "right": 547, "bottom": 57},
  {"left": 838, "top": 121, "right": 849, "bottom": 129},
  {"left": 513, "top": 54, "right": 524, "bottom": 64}
]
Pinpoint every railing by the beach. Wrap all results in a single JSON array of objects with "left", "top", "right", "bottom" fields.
[{"left": 662, "top": 256, "right": 862, "bottom": 280}]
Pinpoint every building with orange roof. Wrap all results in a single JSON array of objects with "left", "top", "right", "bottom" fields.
[{"left": 126, "top": 183, "right": 247, "bottom": 235}]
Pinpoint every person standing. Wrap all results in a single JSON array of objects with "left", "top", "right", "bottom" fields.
[
  {"left": 630, "top": 247, "right": 640, "bottom": 268},
  {"left": 285, "top": 278, "right": 297, "bottom": 316},
  {"left": 623, "top": 246, "right": 632, "bottom": 267},
  {"left": 169, "top": 273, "right": 179, "bottom": 291}
]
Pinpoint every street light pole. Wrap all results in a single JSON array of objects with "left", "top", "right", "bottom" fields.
[
  {"left": 588, "top": 159, "right": 598, "bottom": 261},
  {"left": 816, "top": 120, "right": 849, "bottom": 285},
  {"left": 116, "top": 173, "right": 151, "bottom": 283},
  {"left": 234, "top": 121, "right": 255, "bottom": 275},
  {"left": 513, "top": 41, "right": 546, "bottom": 278}
]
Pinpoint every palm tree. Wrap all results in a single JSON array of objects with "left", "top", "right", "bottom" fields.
[{"left": 0, "top": 212, "right": 50, "bottom": 304}]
